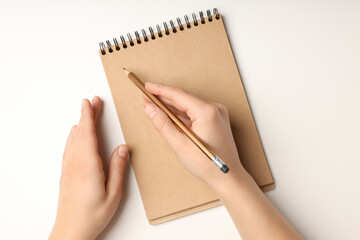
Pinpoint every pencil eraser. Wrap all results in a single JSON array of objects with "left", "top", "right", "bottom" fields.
[{"left": 221, "top": 165, "right": 229, "bottom": 173}]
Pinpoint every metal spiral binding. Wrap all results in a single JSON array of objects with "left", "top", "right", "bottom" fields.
[
  {"left": 106, "top": 40, "right": 113, "bottom": 53},
  {"left": 214, "top": 8, "right": 220, "bottom": 19},
  {"left": 192, "top": 13, "right": 198, "bottom": 26},
  {"left": 120, "top": 35, "right": 127, "bottom": 48},
  {"left": 113, "top": 38, "right": 120, "bottom": 50},
  {"left": 148, "top": 26, "right": 155, "bottom": 39},
  {"left": 199, "top": 11, "right": 205, "bottom": 24},
  {"left": 141, "top": 29, "right": 148, "bottom": 42},
  {"left": 127, "top": 33, "right": 134, "bottom": 46},
  {"left": 184, "top": 15, "right": 191, "bottom": 28},
  {"left": 99, "top": 8, "right": 220, "bottom": 55},
  {"left": 134, "top": 31, "right": 141, "bottom": 44},
  {"left": 99, "top": 42, "right": 106, "bottom": 55},
  {"left": 207, "top": 10, "right": 212, "bottom": 22},
  {"left": 177, "top": 18, "right": 184, "bottom": 31},
  {"left": 169, "top": 20, "right": 176, "bottom": 33},
  {"left": 156, "top": 25, "right": 163, "bottom": 37},
  {"left": 163, "top": 21, "right": 170, "bottom": 35}
]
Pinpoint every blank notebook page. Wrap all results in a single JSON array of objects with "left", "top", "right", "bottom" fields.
[{"left": 99, "top": 10, "right": 274, "bottom": 225}]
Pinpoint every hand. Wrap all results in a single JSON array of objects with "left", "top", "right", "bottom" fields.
[
  {"left": 143, "top": 83, "right": 303, "bottom": 239},
  {"left": 49, "top": 97, "right": 129, "bottom": 240},
  {"left": 142, "top": 82, "right": 246, "bottom": 185}
]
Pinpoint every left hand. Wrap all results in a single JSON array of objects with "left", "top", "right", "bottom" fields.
[{"left": 49, "top": 97, "right": 129, "bottom": 240}]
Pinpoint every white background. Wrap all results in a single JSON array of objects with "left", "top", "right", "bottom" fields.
[{"left": 0, "top": 0, "right": 359, "bottom": 239}]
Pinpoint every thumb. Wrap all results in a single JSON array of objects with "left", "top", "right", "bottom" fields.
[
  {"left": 106, "top": 145, "right": 129, "bottom": 203},
  {"left": 144, "top": 103, "right": 187, "bottom": 151}
]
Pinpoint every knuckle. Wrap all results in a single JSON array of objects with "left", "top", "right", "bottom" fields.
[
  {"left": 81, "top": 110, "right": 93, "bottom": 122},
  {"left": 80, "top": 114, "right": 92, "bottom": 123},
  {"left": 157, "top": 84, "right": 165, "bottom": 94},
  {"left": 111, "top": 161, "right": 126, "bottom": 174},
  {"left": 78, "top": 124, "right": 93, "bottom": 137},
  {"left": 174, "top": 88, "right": 187, "bottom": 98},
  {"left": 112, "top": 191, "right": 123, "bottom": 202},
  {"left": 70, "top": 125, "right": 77, "bottom": 133},
  {"left": 153, "top": 114, "right": 168, "bottom": 133},
  {"left": 77, "top": 127, "right": 88, "bottom": 137},
  {"left": 81, "top": 107, "right": 89, "bottom": 117},
  {"left": 204, "top": 104, "right": 220, "bottom": 119},
  {"left": 218, "top": 103, "right": 229, "bottom": 115},
  {"left": 218, "top": 103, "right": 227, "bottom": 111},
  {"left": 108, "top": 190, "right": 123, "bottom": 205}
]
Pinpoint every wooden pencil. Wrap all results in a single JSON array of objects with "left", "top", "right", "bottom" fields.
[{"left": 123, "top": 68, "right": 229, "bottom": 173}]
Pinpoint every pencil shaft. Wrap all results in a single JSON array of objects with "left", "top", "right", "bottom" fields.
[{"left": 127, "top": 72, "right": 215, "bottom": 161}]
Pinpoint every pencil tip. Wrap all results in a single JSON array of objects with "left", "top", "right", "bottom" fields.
[{"left": 122, "top": 67, "right": 130, "bottom": 75}]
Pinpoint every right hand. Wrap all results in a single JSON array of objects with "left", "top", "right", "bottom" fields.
[
  {"left": 143, "top": 83, "right": 304, "bottom": 240},
  {"left": 143, "top": 82, "right": 246, "bottom": 185}
]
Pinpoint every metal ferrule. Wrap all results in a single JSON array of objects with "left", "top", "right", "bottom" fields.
[{"left": 212, "top": 155, "right": 225, "bottom": 169}]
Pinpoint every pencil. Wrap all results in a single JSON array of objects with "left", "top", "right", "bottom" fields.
[{"left": 123, "top": 68, "right": 229, "bottom": 174}]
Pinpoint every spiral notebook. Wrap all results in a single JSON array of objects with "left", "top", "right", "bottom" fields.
[{"left": 99, "top": 8, "right": 274, "bottom": 225}]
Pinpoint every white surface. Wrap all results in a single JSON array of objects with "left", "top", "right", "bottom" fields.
[{"left": 0, "top": 0, "right": 359, "bottom": 239}]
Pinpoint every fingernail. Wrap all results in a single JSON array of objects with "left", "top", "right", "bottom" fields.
[
  {"left": 118, "top": 145, "right": 128, "bottom": 158},
  {"left": 145, "top": 105, "right": 156, "bottom": 119},
  {"left": 91, "top": 96, "right": 99, "bottom": 104},
  {"left": 81, "top": 99, "right": 86, "bottom": 109}
]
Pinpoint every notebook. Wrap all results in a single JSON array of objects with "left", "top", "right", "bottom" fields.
[{"left": 99, "top": 8, "right": 274, "bottom": 225}]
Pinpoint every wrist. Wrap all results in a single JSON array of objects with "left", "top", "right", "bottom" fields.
[
  {"left": 207, "top": 164, "right": 256, "bottom": 198},
  {"left": 49, "top": 222, "right": 93, "bottom": 240}
]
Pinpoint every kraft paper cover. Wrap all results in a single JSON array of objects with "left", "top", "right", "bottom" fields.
[{"left": 100, "top": 14, "right": 274, "bottom": 225}]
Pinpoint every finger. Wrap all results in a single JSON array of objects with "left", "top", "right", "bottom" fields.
[
  {"left": 142, "top": 93, "right": 173, "bottom": 107},
  {"left": 63, "top": 125, "right": 77, "bottom": 159},
  {"left": 143, "top": 102, "right": 192, "bottom": 127},
  {"left": 144, "top": 103, "right": 188, "bottom": 151},
  {"left": 211, "top": 102, "right": 229, "bottom": 117},
  {"left": 91, "top": 96, "right": 102, "bottom": 122},
  {"left": 145, "top": 83, "right": 209, "bottom": 121},
  {"left": 172, "top": 114, "right": 192, "bottom": 128},
  {"left": 79, "top": 99, "right": 95, "bottom": 132},
  {"left": 106, "top": 145, "right": 129, "bottom": 202},
  {"left": 142, "top": 94, "right": 188, "bottom": 119},
  {"left": 142, "top": 98, "right": 190, "bottom": 120},
  {"left": 167, "top": 106, "right": 192, "bottom": 126},
  {"left": 142, "top": 93, "right": 151, "bottom": 103},
  {"left": 66, "top": 125, "right": 77, "bottom": 143},
  {"left": 70, "top": 125, "right": 77, "bottom": 134}
]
